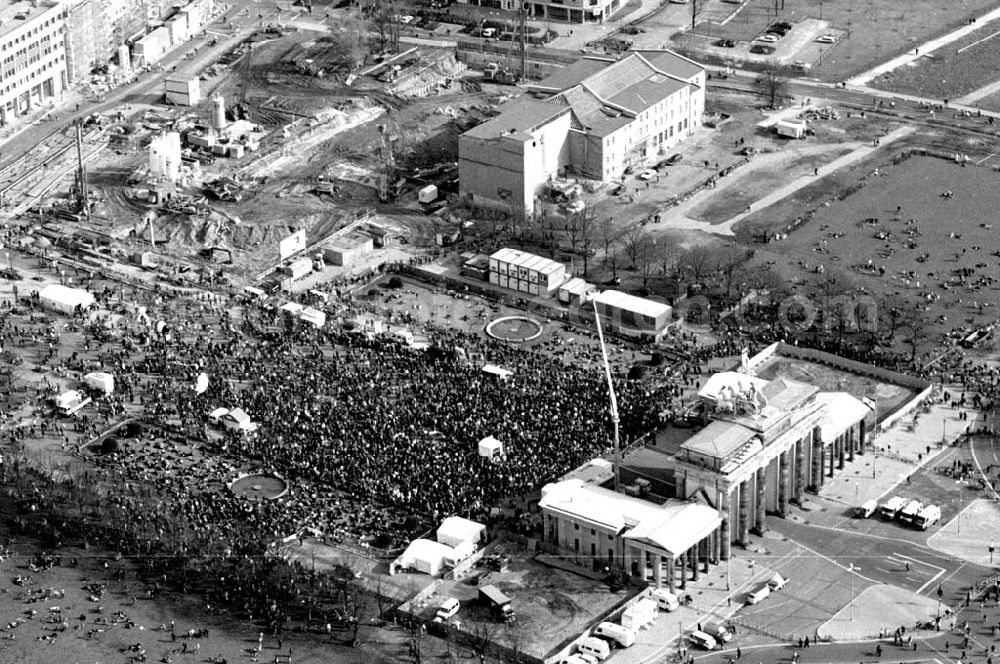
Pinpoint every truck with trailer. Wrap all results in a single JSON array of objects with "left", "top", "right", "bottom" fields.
[{"left": 479, "top": 584, "right": 515, "bottom": 623}]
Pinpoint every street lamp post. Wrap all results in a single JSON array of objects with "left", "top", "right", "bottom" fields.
[{"left": 848, "top": 563, "right": 859, "bottom": 621}]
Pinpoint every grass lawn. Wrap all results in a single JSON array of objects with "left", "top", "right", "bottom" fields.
[
  {"left": 683, "top": 0, "right": 998, "bottom": 82},
  {"left": 870, "top": 20, "right": 1000, "bottom": 99},
  {"left": 741, "top": 151, "right": 1000, "bottom": 338}
]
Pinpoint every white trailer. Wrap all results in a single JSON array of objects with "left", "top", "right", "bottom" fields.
[{"left": 775, "top": 119, "right": 807, "bottom": 139}]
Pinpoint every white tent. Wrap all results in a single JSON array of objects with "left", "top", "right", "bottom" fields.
[
  {"left": 83, "top": 372, "right": 115, "bottom": 395},
  {"left": 208, "top": 407, "right": 230, "bottom": 424},
  {"left": 281, "top": 302, "right": 304, "bottom": 316},
  {"left": 478, "top": 436, "right": 504, "bottom": 461},
  {"left": 39, "top": 284, "right": 95, "bottom": 314},
  {"left": 299, "top": 307, "right": 326, "bottom": 328},
  {"left": 194, "top": 372, "right": 209, "bottom": 394},
  {"left": 393, "top": 539, "right": 454, "bottom": 576},
  {"left": 437, "top": 516, "right": 486, "bottom": 549},
  {"left": 56, "top": 390, "right": 84, "bottom": 410},
  {"left": 482, "top": 364, "right": 514, "bottom": 380}
]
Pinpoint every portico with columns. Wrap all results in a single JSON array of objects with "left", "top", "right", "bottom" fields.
[{"left": 539, "top": 478, "right": 721, "bottom": 589}]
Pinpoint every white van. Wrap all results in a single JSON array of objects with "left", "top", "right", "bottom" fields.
[
  {"left": 651, "top": 588, "right": 680, "bottom": 612},
  {"left": 689, "top": 630, "right": 718, "bottom": 650},
  {"left": 855, "top": 499, "right": 878, "bottom": 518},
  {"left": 434, "top": 597, "right": 460, "bottom": 622},
  {"left": 747, "top": 585, "right": 771, "bottom": 605},
  {"left": 559, "top": 655, "right": 597, "bottom": 664},
  {"left": 593, "top": 622, "right": 636, "bottom": 647},
  {"left": 577, "top": 636, "right": 611, "bottom": 661}
]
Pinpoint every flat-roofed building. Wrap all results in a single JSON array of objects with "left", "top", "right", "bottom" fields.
[{"left": 591, "top": 289, "right": 672, "bottom": 339}]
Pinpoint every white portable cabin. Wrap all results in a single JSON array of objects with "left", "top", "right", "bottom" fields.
[
  {"left": 281, "top": 302, "right": 305, "bottom": 317},
  {"left": 436, "top": 516, "right": 486, "bottom": 549},
  {"left": 478, "top": 435, "right": 504, "bottom": 460},
  {"left": 83, "top": 372, "right": 115, "bottom": 395},
  {"left": 39, "top": 284, "right": 96, "bottom": 315},
  {"left": 208, "top": 407, "right": 230, "bottom": 425},
  {"left": 418, "top": 184, "right": 438, "bottom": 204},
  {"left": 775, "top": 119, "right": 807, "bottom": 139}
]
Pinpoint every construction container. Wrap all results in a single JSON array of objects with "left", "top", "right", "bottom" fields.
[
  {"left": 228, "top": 144, "right": 245, "bottom": 159},
  {"left": 283, "top": 257, "right": 313, "bottom": 280},
  {"left": 166, "top": 14, "right": 189, "bottom": 44},
  {"left": 165, "top": 73, "right": 201, "bottom": 106}
]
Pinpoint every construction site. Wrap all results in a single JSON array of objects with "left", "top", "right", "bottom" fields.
[{"left": 3, "top": 14, "right": 525, "bottom": 290}]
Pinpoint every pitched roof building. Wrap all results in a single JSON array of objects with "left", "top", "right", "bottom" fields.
[{"left": 459, "top": 50, "right": 705, "bottom": 214}]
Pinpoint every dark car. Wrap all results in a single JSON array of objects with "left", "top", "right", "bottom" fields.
[
  {"left": 750, "top": 44, "right": 776, "bottom": 54},
  {"left": 622, "top": 26, "right": 644, "bottom": 35},
  {"left": 665, "top": 153, "right": 684, "bottom": 165}
]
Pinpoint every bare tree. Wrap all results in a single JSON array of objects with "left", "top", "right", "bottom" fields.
[
  {"left": 635, "top": 237, "right": 657, "bottom": 293},
  {"left": 579, "top": 206, "right": 597, "bottom": 277},
  {"left": 880, "top": 294, "right": 909, "bottom": 345},
  {"left": 621, "top": 223, "right": 644, "bottom": 267},
  {"left": 678, "top": 246, "right": 717, "bottom": 286},
  {"left": 598, "top": 215, "right": 616, "bottom": 263},
  {"left": 900, "top": 303, "right": 932, "bottom": 365},
  {"left": 754, "top": 61, "right": 790, "bottom": 110}
]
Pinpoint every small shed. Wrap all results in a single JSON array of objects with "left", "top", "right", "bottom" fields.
[
  {"left": 281, "top": 302, "right": 304, "bottom": 316},
  {"left": 558, "top": 277, "right": 595, "bottom": 305},
  {"left": 208, "top": 407, "right": 230, "bottom": 424},
  {"left": 437, "top": 516, "right": 486, "bottom": 549},
  {"left": 477, "top": 436, "right": 504, "bottom": 461}
]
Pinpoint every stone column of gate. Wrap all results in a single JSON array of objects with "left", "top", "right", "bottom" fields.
[
  {"left": 720, "top": 491, "right": 732, "bottom": 560},
  {"left": 813, "top": 428, "right": 825, "bottom": 487},
  {"left": 667, "top": 555, "right": 676, "bottom": 592},
  {"left": 754, "top": 466, "right": 766, "bottom": 534},
  {"left": 778, "top": 449, "right": 790, "bottom": 516},
  {"left": 848, "top": 426, "right": 856, "bottom": 462},
  {"left": 738, "top": 479, "right": 750, "bottom": 543},
  {"left": 795, "top": 438, "right": 806, "bottom": 503},
  {"left": 838, "top": 434, "right": 846, "bottom": 470},
  {"left": 679, "top": 551, "right": 688, "bottom": 590}
]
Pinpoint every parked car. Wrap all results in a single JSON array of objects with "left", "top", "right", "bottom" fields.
[
  {"left": 398, "top": 14, "right": 415, "bottom": 23},
  {"left": 665, "top": 153, "right": 684, "bottom": 165},
  {"left": 714, "top": 38, "right": 736, "bottom": 47},
  {"left": 768, "top": 572, "right": 788, "bottom": 591},
  {"left": 637, "top": 168, "right": 657, "bottom": 180},
  {"left": 758, "top": 33, "right": 779, "bottom": 42},
  {"left": 816, "top": 34, "right": 836, "bottom": 43},
  {"left": 481, "top": 27, "right": 497, "bottom": 38},
  {"left": 750, "top": 44, "right": 776, "bottom": 54},
  {"left": 562, "top": 200, "right": 586, "bottom": 214}
]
